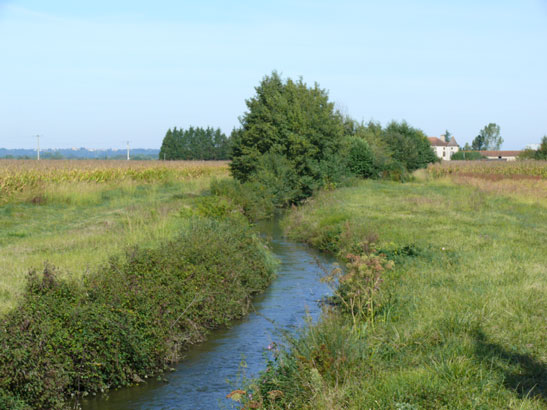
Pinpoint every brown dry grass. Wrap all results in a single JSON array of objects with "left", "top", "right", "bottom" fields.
[
  {"left": 427, "top": 160, "right": 547, "bottom": 179},
  {"left": 449, "top": 175, "right": 547, "bottom": 206}
]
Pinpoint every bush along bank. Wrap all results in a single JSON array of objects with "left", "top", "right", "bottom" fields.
[
  {"left": 0, "top": 216, "right": 276, "bottom": 410},
  {"left": 235, "top": 217, "right": 395, "bottom": 409}
]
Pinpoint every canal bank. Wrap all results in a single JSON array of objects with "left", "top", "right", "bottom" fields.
[{"left": 81, "top": 220, "right": 337, "bottom": 409}]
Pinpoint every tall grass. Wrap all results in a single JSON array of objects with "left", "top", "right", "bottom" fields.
[{"left": 0, "top": 173, "right": 224, "bottom": 314}]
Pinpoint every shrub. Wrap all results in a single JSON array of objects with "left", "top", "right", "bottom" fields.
[
  {"left": 346, "top": 137, "right": 375, "bottom": 178},
  {"left": 383, "top": 121, "right": 438, "bottom": 172},
  {"left": 209, "top": 178, "right": 277, "bottom": 220}
]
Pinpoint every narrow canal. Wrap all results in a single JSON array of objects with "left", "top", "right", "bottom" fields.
[{"left": 81, "top": 220, "right": 336, "bottom": 410}]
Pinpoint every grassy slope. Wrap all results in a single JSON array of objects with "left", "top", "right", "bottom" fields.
[
  {"left": 0, "top": 176, "right": 219, "bottom": 313},
  {"left": 277, "top": 179, "right": 546, "bottom": 409}
]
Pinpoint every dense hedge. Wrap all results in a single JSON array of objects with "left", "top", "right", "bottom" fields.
[
  {"left": 451, "top": 151, "right": 485, "bottom": 160},
  {"left": 0, "top": 217, "right": 275, "bottom": 409}
]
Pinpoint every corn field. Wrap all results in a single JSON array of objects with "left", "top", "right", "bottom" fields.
[
  {"left": 426, "top": 160, "right": 547, "bottom": 179},
  {"left": 0, "top": 160, "right": 229, "bottom": 201}
]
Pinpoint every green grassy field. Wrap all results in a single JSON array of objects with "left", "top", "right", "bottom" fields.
[
  {"left": 0, "top": 161, "right": 228, "bottom": 314},
  {"left": 247, "top": 179, "right": 547, "bottom": 409}
]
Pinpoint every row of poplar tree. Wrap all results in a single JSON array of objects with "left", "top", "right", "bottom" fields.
[{"left": 159, "top": 126, "right": 230, "bottom": 160}]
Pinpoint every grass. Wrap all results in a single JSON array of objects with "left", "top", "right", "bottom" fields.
[
  {"left": 245, "top": 179, "right": 547, "bottom": 409},
  {"left": 0, "top": 162, "right": 228, "bottom": 314}
]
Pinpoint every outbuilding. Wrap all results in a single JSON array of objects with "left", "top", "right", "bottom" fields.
[{"left": 478, "top": 151, "right": 521, "bottom": 161}]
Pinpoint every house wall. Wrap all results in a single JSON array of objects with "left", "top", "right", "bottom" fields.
[{"left": 432, "top": 145, "right": 459, "bottom": 160}]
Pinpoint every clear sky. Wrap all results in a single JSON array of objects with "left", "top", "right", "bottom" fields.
[{"left": 1, "top": 0, "right": 546, "bottom": 150}]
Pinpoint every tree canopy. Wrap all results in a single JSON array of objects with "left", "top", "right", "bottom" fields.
[
  {"left": 159, "top": 126, "right": 230, "bottom": 160},
  {"left": 471, "top": 123, "right": 503, "bottom": 151},
  {"left": 230, "top": 71, "right": 345, "bottom": 199}
]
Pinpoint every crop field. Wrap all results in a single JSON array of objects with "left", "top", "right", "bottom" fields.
[
  {"left": 426, "top": 160, "right": 547, "bottom": 179},
  {"left": 424, "top": 161, "right": 547, "bottom": 205},
  {"left": 0, "top": 159, "right": 229, "bottom": 203},
  {"left": 0, "top": 160, "right": 230, "bottom": 314}
]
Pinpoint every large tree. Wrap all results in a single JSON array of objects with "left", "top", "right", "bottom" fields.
[{"left": 230, "top": 71, "right": 345, "bottom": 197}]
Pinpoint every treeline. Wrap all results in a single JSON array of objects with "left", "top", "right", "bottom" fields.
[
  {"left": 0, "top": 148, "right": 160, "bottom": 160},
  {"left": 159, "top": 126, "right": 230, "bottom": 160},
  {"left": 214, "top": 71, "right": 438, "bottom": 215}
]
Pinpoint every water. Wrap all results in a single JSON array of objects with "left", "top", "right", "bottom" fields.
[{"left": 81, "top": 220, "right": 336, "bottom": 410}]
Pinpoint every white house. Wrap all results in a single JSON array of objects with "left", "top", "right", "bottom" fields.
[{"left": 428, "top": 135, "right": 459, "bottom": 160}]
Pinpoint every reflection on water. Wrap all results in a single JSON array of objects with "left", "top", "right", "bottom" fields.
[{"left": 81, "top": 220, "right": 335, "bottom": 410}]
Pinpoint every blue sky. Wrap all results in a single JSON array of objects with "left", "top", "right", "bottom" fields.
[{"left": 0, "top": 0, "right": 546, "bottom": 150}]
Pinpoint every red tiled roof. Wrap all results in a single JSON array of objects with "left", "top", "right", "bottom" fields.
[
  {"left": 428, "top": 137, "right": 447, "bottom": 146},
  {"left": 479, "top": 151, "right": 521, "bottom": 157}
]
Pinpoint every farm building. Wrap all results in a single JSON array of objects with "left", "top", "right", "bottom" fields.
[
  {"left": 428, "top": 135, "right": 459, "bottom": 160},
  {"left": 478, "top": 151, "right": 521, "bottom": 161}
]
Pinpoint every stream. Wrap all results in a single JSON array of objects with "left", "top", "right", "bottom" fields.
[{"left": 81, "top": 220, "right": 336, "bottom": 410}]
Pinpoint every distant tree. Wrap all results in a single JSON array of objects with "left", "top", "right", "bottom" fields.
[
  {"left": 521, "top": 135, "right": 547, "bottom": 160},
  {"left": 41, "top": 152, "right": 65, "bottom": 160},
  {"left": 537, "top": 135, "right": 547, "bottom": 160},
  {"left": 383, "top": 121, "right": 438, "bottom": 172},
  {"left": 159, "top": 128, "right": 178, "bottom": 160},
  {"left": 475, "top": 123, "right": 503, "bottom": 150},
  {"left": 159, "top": 126, "right": 229, "bottom": 160},
  {"left": 444, "top": 130, "right": 452, "bottom": 142},
  {"left": 463, "top": 142, "right": 472, "bottom": 150},
  {"left": 471, "top": 134, "right": 486, "bottom": 151}
]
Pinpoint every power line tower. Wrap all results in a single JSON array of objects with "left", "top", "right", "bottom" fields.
[
  {"left": 36, "top": 135, "right": 40, "bottom": 160},
  {"left": 126, "top": 141, "right": 130, "bottom": 160}
]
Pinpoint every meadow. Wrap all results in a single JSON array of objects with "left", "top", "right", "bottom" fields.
[
  {"left": 244, "top": 177, "right": 547, "bottom": 409},
  {"left": 0, "top": 160, "right": 228, "bottom": 313}
]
